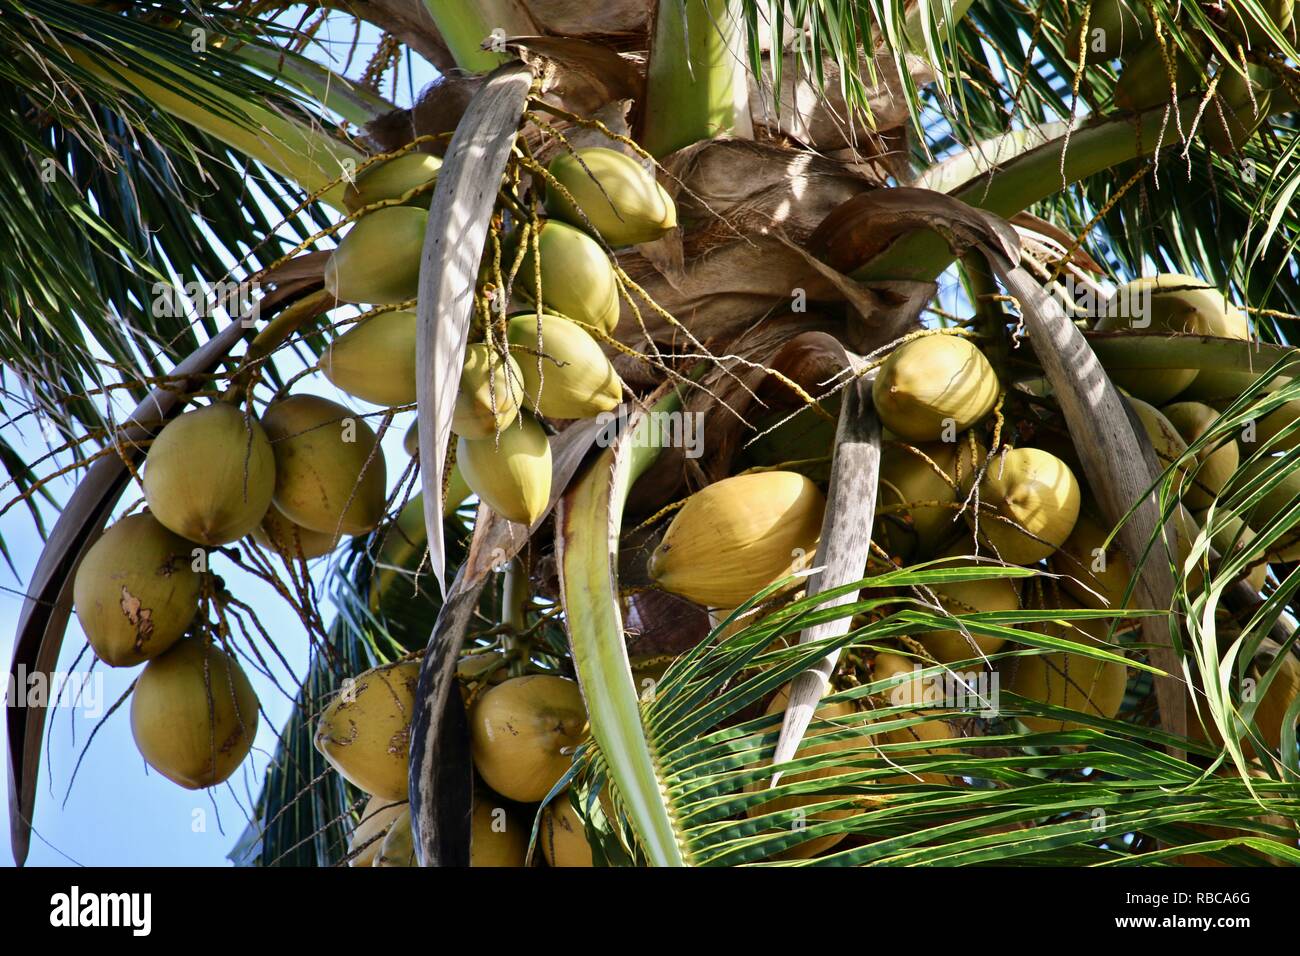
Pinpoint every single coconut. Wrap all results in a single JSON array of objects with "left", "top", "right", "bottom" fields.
[
  {"left": 914, "top": 548, "right": 1022, "bottom": 663},
  {"left": 1253, "top": 397, "right": 1300, "bottom": 451},
  {"left": 1236, "top": 457, "right": 1300, "bottom": 560},
  {"left": 1049, "top": 508, "right": 1137, "bottom": 609},
  {"left": 540, "top": 797, "right": 594, "bottom": 868},
  {"left": 1113, "top": 41, "right": 1199, "bottom": 112},
  {"left": 746, "top": 686, "right": 867, "bottom": 860},
  {"left": 515, "top": 220, "right": 622, "bottom": 334},
  {"left": 142, "top": 403, "right": 276, "bottom": 546},
  {"left": 472, "top": 796, "right": 529, "bottom": 867},
  {"left": 130, "top": 637, "right": 259, "bottom": 789},
  {"left": 872, "top": 336, "right": 999, "bottom": 442},
  {"left": 468, "top": 675, "right": 586, "bottom": 803},
  {"left": 1161, "top": 400, "right": 1239, "bottom": 509},
  {"left": 325, "top": 206, "right": 427, "bottom": 305},
  {"left": 343, "top": 152, "right": 441, "bottom": 213},
  {"left": 373, "top": 809, "right": 415, "bottom": 866},
  {"left": 648, "top": 471, "right": 825, "bottom": 608},
  {"left": 1204, "top": 64, "right": 1277, "bottom": 156},
  {"left": 457, "top": 415, "right": 553, "bottom": 525},
  {"left": 871, "top": 651, "right": 962, "bottom": 785},
  {"left": 506, "top": 313, "right": 623, "bottom": 419},
  {"left": 74, "top": 512, "right": 201, "bottom": 667},
  {"left": 875, "top": 436, "right": 987, "bottom": 561},
  {"left": 1006, "top": 614, "right": 1128, "bottom": 734},
  {"left": 1067, "top": 0, "right": 1152, "bottom": 63},
  {"left": 252, "top": 504, "right": 340, "bottom": 560},
  {"left": 545, "top": 146, "right": 677, "bottom": 247},
  {"left": 1095, "top": 275, "right": 1234, "bottom": 403},
  {"left": 262, "top": 394, "right": 388, "bottom": 536},
  {"left": 321, "top": 310, "right": 418, "bottom": 407},
  {"left": 314, "top": 658, "right": 421, "bottom": 800},
  {"left": 348, "top": 796, "right": 406, "bottom": 867},
  {"left": 453, "top": 343, "right": 523, "bottom": 439},
  {"left": 970, "top": 447, "right": 1081, "bottom": 564}
]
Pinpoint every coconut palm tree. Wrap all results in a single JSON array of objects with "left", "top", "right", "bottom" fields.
[{"left": 7, "top": 0, "right": 1300, "bottom": 867}]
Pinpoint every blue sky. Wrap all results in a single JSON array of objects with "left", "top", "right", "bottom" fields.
[{"left": 1, "top": 13, "right": 439, "bottom": 867}]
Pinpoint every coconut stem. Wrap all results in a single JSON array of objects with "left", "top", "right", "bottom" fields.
[{"left": 503, "top": 557, "right": 531, "bottom": 677}]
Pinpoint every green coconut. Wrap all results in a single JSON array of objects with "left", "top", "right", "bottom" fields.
[
  {"left": 1096, "top": 275, "right": 1236, "bottom": 404},
  {"left": 1113, "top": 41, "right": 1199, "bottom": 113},
  {"left": 453, "top": 343, "right": 523, "bottom": 439},
  {"left": 1161, "top": 400, "right": 1239, "bottom": 509},
  {"left": 506, "top": 313, "right": 623, "bottom": 419},
  {"left": 252, "top": 504, "right": 340, "bottom": 560},
  {"left": 457, "top": 414, "right": 553, "bottom": 526},
  {"left": 324, "top": 206, "right": 427, "bottom": 305},
  {"left": 1204, "top": 64, "right": 1278, "bottom": 156},
  {"left": 74, "top": 512, "right": 201, "bottom": 667},
  {"left": 971, "top": 447, "right": 1081, "bottom": 564},
  {"left": 875, "top": 436, "right": 987, "bottom": 562},
  {"left": 130, "top": 638, "right": 259, "bottom": 789},
  {"left": 343, "top": 152, "right": 441, "bottom": 213},
  {"left": 321, "top": 310, "right": 418, "bottom": 407},
  {"left": 1049, "top": 508, "right": 1137, "bottom": 609},
  {"left": 545, "top": 146, "right": 677, "bottom": 247},
  {"left": 872, "top": 336, "right": 1000, "bottom": 442},
  {"left": 516, "top": 220, "right": 622, "bottom": 334},
  {"left": 315, "top": 658, "right": 421, "bottom": 800},
  {"left": 142, "top": 403, "right": 276, "bottom": 546},
  {"left": 1253, "top": 397, "right": 1300, "bottom": 451},
  {"left": 262, "top": 394, "right": 388, "bottom": 536},
  {"left": 1066, "top": 0, "right": 1152, "bottom": 63}
]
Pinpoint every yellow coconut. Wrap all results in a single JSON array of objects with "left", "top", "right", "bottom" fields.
[
  {"left": 1067, "top": 0, "right": 1152, "bottom": 63},
  {"left": 457, "top": 415, "right": 553, "bottom": 525},
  {"left": 875, "top": 436, "right": 987, "bottom": 562},
  {"left": 74, "top": 512, "right": 201, "bottom": 667},
  {"left": 1236, "top": 457, "right": 1300, "bottom": 560},
  {"left": 1049, "top": 508, "right": 1137, "bottom": 609},
  {"left": 915, "top": 549, "right": 1023, "bottom": 663},
  {"left": 1126, "top": 394, "right": 1190, "bottom": 477},
  {"left": 516, "top": 220, "right": 622, "bottom": 334},
  {"left": 541, "top": 797, "right": 594, "bottom": 868},
  {"left": 745, "top": 686, "right": 866, "bottom": 860},
  {"left": 252, "top": 504, "right": 340, "bottom": 560},
  {"left": 1007, "top": 615, "right": 1128, "bottom": 734},
  {"left": 130, "top": 638, "right": 259, "bottom": 789},
  {"left": 1192, "top": 649, "right": 1300, "bottom": 756},
  {"left": 373, "top": 809, "right": 416, "bottom": 866},
  {"left": 348, "top": 796, "right": 407, "bottom": 867},
  {"left": 1161, "top": 401, "right": 1239, "bottom": 508},
  {"left": 452, "top": 343, "right": 523, "bottom": 439},
  {"left": 1194, "top": 510, "right": 1268, "bottom": 592},
  {"left": 871, "top": 651, "right": 962, "bottom": 785},
  {"left": 468, "top": 675, "right": 586, "bottom": 803},
  {"left": 506, "top": 313, "right": 623, "bottom": 419},
  {"left": 142, "top": 403, "right": 276, "bottom": 546},
  {"left": 1253, "top": 397, "right": 1300, "bottom": 451},
  {"left": 324, "top": 206, "right": 427, "bottom": 305},
  {"left": 343, "top": 152, "right": 441, "bottom": 213},
  {"left": 1096, "top": 275, "right": 1235, "bottom": 403},
  {"left": 648, "top": 471, "right": 825, "bottom": 608},
  {"left": 262, "top": 394, "right": 388, "bottom": 536},
  {"left": 472, "top": 796, "right": 529, "bottom": 867},
  {"left": 872, "top": 336, "right": 999, "bottom": 442},
  {"left": 314, "top": 658, "right": 421, "bottom": 800},
  {"left": 971, "top": 447, "right": 1081, "bottom": 564},
  {"left": 545, "top": 146, "right": 677, "bottom": 247},
  {"left": 321, "top": 310, "right": 418, "bottom": 407},
  {"left": 1113, "top": 41, "right": 1199, "bottom": 112}
]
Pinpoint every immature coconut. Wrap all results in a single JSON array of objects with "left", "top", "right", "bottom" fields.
[
  {"left": 746, "top": 687, "right": 866, "bottom": 860},
  {"left": 1113, "top": 42, "right": 1198, "bottom": 112},
  {"left": 875, "top": 436, "right": 987, "bottom": 561},
  {"left": 262, "top": 394, "right": 388, "bottom": 536},
  {"left": 130, "top": 638, "right": 259, "bottom": 789},
  {"left": 252, "top": 504, "right": 340, "bottom": 560},
  {"left": 517, "top": 220, "right": 622, "bottom": 334},
  {"left": 472, "top": 797, "right": 528, "bottom": 867},
  {"left": 343, "top": 152, "right": 441, "bottom": 213},
  {"left": 321, "top": 310, "right": 417, "bottom": 407},
  {"left": 871, "top": 651, "right": 962, "bottom": 785},
  {"left": 1095, "top": 275, "right": 1235, "bottom": 404},
  {"left": 1161, "top": 400, "right": 1239, "bottom": 509},
  {"left": 452, "top": 343, "right": 523, "bottom": 439},
  {"left": 546, "top": 146, "right": 677, "bottom": 247},
  {"left": 1253, "top": 397, "right": 1300, "bottom": 451},
  {"left": 506, "top": 313, "right": 623, "bottom": 419},
  {"left": 1006, "top": 614, "right": 1128, "bottom": 734},
  {"left": 1066, "top": 0, "right": 1152, "bottom": 63},
  {"left": 1236, "top": 458, "right": 1300, "bottom": 561},
  {"left": 1195, "top": 510, "right": 1268, "bottom": 592},
  {"left": 142, "top": 403, "right": 276, "bottom": 546},
  {"left": 648, "top": 471, "right": 825, "bottom": 608},
  {"left": 915, "top": 549, "right": 1022, "bottom": 663},
  {"left": 540, "top": 797, "right": 593, "bottom": 868},
  {"left": 469, "top": 675, "right": 586, "bottom": 803},
  {"left": 1049, "top": 509, "right": 1136, "bottom": 609},
  {"left": 74, "top": 512, "right": 201, "bottom": 667},
  {"left": 324, "top": 206, "right": 427, "bottom": 305},
  {"left": 314, "top": 658, "right": 421, "bottom": 800},
  {"left": 872, "top": 336, "right": 999, "bottom": 442},
  {"left": 373, "top": 809, "right": 415, "bottom": 867},
  {"left": 1204, "top": 65, "right": 1277, "bottom": 157},
  {"left": 971, "top": 447, "right": 1080, "bottom": 564},
  {"left": 348, "top": 796, "right": 406, "bottom": 867},
  {"left": 457, "top": 415, "right": 553, "bottom": 525}
]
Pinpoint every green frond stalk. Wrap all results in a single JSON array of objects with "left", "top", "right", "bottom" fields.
[{"left": 420, "top": 0, "right": 534, "bottom": 74}]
